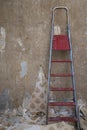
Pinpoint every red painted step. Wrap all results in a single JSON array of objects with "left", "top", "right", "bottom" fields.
[
  {"left": 51, "top": 74, "right": 73, "bottom": 77},
  {"left": 48, "top": 117, "right": 77, "bottom": 122},
  {"left": 50, "top": 87, "right": 74, "bottom": 91},
  {"left": 52, "top": 35, "right": 70, "bottom": 50},
  {"left": 51, "top": 60, "right": 72, "bottom": 63},
  {"left": 49, "top": 102, "right": 75, "bottom": 106}
]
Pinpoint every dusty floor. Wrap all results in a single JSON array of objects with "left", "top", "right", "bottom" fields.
[
  {"left": 0, "top": 98, "right": 87, "bottom": 130},
  {"left": 0, "top": 0, "right": 87, "bottom": 107}
]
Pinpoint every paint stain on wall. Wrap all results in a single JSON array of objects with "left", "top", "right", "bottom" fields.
[
  {"left": 20, "top": 61, "right": 28, "bottom": 78},
  {"left": 0, "top": 27, "right": 6, "bottom": 51},
  {"left": 17, "top": 38, "right": 25, "bottom": 51}
]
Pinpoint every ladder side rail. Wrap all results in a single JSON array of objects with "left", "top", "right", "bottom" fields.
[
  {"left": 67, "top": 24, "right": 80, "bottom": 130},
  {"left": 46, "top": 10, "right": 54, "bottom": 125}
]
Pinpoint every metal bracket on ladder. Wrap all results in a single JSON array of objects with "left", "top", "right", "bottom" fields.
[{"left": 46, "top": 6, "right": 80, "bottom": 130}]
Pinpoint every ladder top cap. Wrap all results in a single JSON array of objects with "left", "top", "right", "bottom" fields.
[
  {"left": 53, "top": 6, "right": 69, "bottom": 12},
  {"left": 52, "top": 6, "right": 69, "bottom": 25}
]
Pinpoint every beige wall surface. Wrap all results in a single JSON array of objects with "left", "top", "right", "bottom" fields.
[{"left": 0, "top": 0, "right": 87, "bottom": 107}]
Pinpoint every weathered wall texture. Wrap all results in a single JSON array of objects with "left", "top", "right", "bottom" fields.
[{"left": 0, "top": 0, "right": 87, "bottom": 107}]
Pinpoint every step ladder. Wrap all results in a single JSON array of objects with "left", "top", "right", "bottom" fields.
[{"left": 46, "top": 6, "right": 80, "bottom": 130}]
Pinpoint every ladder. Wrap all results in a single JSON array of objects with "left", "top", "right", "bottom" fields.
[{"left": 46, "top": 6, "right": 80, "bottom": 130}]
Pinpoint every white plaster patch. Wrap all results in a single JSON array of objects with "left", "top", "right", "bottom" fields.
[
  {"left": 22, "top": 48, "right": 26, "bottom": 51},
  {"left": 36, "top": 66, "right": 46, "bottom": 90},
  {"left": 85, "top": 32, "right": 87, "bottom": 35},
  {"left": 0, "top": 27, "right": 6, "bottom": 51},
  {"left": 17, "top": 38, "right": 23, "bottom": 47},
  {"left": 54, "top": 26, "right": 61, "bottom": 35},
  {"left": 20, "top": 61, "right": 28, "bottom": 78},
  {"left": 16, "top": 38, "right": 26, "bottom": 51},
  {"left": 86, "top": 17, "right": 87, "bottom": 22}
]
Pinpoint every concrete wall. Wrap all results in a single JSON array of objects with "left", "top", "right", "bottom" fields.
[{"left": 0, "top": 0, "right": 87, "bottom": 107}]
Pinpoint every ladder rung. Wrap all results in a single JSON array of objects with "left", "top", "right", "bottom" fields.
[
  {"left": 50, "top": 87, "right": 74, "bottom": 91},
  {"left": 48, "top": 117, "right": 77, "bottom": 122},
  {"left": 48, "top": 102, "right": 75, "bottom": 106},
  {"left": 51, "top": 74, "right": 73, "bottom": 77},
  {"left": 51, "top": 60, "right": 72, "bottom": 63}
]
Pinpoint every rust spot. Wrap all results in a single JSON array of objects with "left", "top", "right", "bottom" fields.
[
  {"left": 30, "top": 103, "right": 35, "bottom": 108},
  {"left": 40, "top": 103, "right": 46, "bottom": 109},
  {"left": 40, "top": 93, "right": 44, "bottom": 98},
  {"left": 35, "top": 98, "right": 40, "bottom": 104}
]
